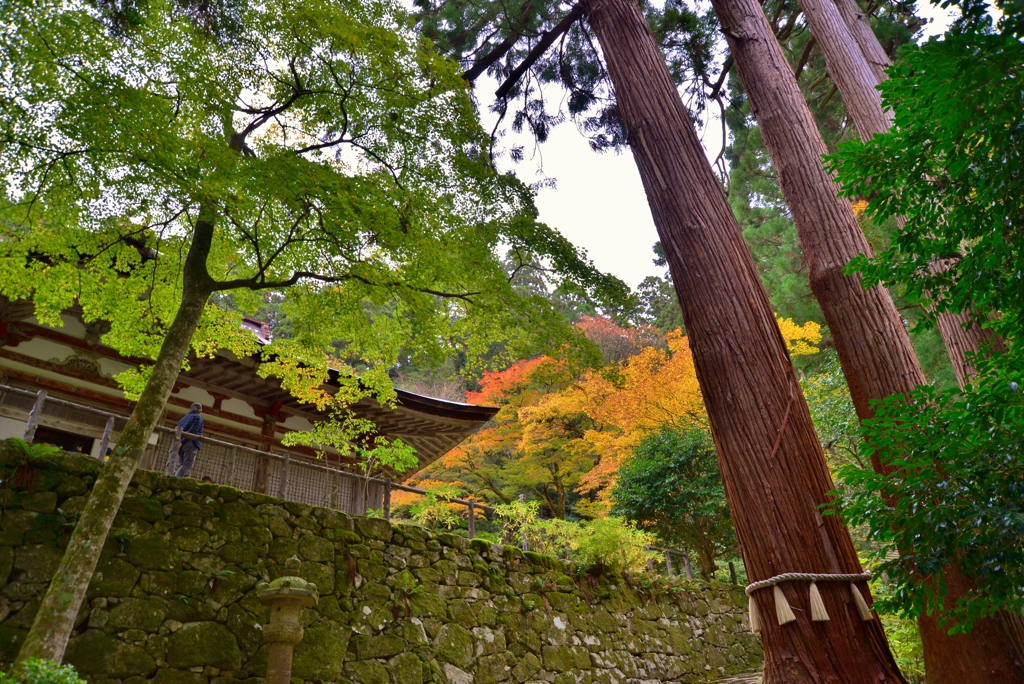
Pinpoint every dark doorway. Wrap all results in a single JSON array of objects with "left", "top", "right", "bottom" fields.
[{"left": 33, "top": 426, "right": 95, "bottom": 455}]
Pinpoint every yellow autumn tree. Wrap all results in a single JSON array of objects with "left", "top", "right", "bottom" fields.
[{"left": 407, "top": 315, "right": 821, "bottom": 519}]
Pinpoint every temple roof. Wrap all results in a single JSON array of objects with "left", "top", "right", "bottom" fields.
[
  {"left": 0, "top": 297, "right": 497, "bottom": 478},
  {"left": 181, "top": 351, "right": 496, "bottom": 476}
]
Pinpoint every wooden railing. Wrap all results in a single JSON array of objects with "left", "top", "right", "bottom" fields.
[{"left": 6, "top": 384, "right": 495, "bottom": 536}]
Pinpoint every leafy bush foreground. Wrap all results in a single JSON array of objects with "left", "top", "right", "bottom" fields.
[{"left": 0, "top": 660, "right": 85, "bottom": 684}]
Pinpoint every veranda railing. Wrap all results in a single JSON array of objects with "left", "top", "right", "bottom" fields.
[{"left": 4, "top": 384, "right": 495, "bottom": 535}]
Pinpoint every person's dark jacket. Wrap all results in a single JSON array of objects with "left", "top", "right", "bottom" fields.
[{"left": 177, "top": 411, "right": 204, "bottom": 449}]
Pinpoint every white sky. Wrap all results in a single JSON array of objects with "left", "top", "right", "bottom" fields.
[{"left": 474, "top": 3, "right": 957, "bottom": 290}]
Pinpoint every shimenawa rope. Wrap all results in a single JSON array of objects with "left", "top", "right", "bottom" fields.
[{"left": 744, "top": 572, "right": 874, "bottom": 634}]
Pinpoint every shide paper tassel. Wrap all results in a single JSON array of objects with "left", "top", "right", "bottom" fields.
[
  {"left": 774, "top": 585, "right": 797, "bottom": 625},
  {"left": 850, "top": 583, "right": 874, "bottom": 621},
  {"left": 809, "top": 582, "right": 830, "bottom": 622},
  {"left": 745, "top": 572, "right": 872, "bottom": 634},
  {"left": 749, "top": 595, "right": 762, "bottom": 635}
]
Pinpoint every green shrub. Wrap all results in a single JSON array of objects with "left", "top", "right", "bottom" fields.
[
  {"left": 494, "top": 500, "right": 657, "bottom": 575},
  {"left": 0, "top": 660, "right": 86, "bottom": 684},
  {"left": 572, "top": 517, "right": 657, "bottom": 575}
]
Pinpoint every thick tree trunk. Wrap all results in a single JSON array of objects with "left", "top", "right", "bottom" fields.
[
  {"left": 804, "top": 0, "right": 1003, "bottom": 392},
  {"left": 584, "top": 2, "right": 904, "bottom": 681},
  {"left": 935, "top": 309, "right": 1005, "bottom": 388},
  {"left": 793, "top": 0, "right": 1024, "bottom": 679},
  {"left": 693, "top": 539, "right": 718, "bottom": 581},
  {"left": 16, "top": 217, "right": 217, "bottom": 664},
  {"left": 797, "top": 0, "right": 893, "bottom": 138},
  {"left": 831, "top": 0, "right": 889, "bottom": 83},
  {"left": 713, "top": 0, "right": 922, "bottom": 428}
]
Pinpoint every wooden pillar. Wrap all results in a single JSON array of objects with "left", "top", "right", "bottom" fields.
[
  {"left": 23, "top": 390, "right": 46, "bottom": 443},
  {"left": 467, "top": 501, "right": 475, "bottom": 540},
  {"left": 225, "top": 445, "right": 237, "bottom": 487},
  {"left": 277, "top": 455, "right": 290, "bottom": 499},
  {"left": 96, "top": 416, "right": 115, "bottom": 461},
  {"left": 165, "top": 426, "right": 182, "bottom": 475}
]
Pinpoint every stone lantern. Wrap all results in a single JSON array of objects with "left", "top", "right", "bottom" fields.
[{"left": 256, "top": 557, "right": 319, "bottom": 684}]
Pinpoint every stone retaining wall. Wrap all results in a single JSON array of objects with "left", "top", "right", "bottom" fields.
[{"left": 0, "top": 446, "right": 761, "bottom": 684}]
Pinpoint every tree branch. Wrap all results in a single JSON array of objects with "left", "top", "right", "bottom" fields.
[
  {"left": 494, "top": 4, "right": 585, "bottom": 100},
  {"left": 707, "top": 55, "right": 733, "bottom": 100},
  {"left": 793, "top": 36, "right": 816, "bottom": 79},
  {"left": 213, "top": 270, "right": 483, "bottom": 302},
  {"left": 464, "top": 34, "right": 521, "bottom": 82}
]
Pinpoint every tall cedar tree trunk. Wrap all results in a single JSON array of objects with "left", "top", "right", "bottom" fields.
[
  {"left": 16, "top": 216, "right": 217, "bottom": 664},
  {"left": 583, "top": 2, "right": 905, "bottom": 680},
  {"left": 797, "top": 0, "right": 1023, "bottom": 677},
  {"left": 801, "top": 0, "right": 1003, "bottom": 388},
  {"left": 711, "top": 0, "right": 923, "bottom": 440}
]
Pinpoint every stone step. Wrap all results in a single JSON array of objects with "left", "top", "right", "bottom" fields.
[{"left": 716, "top": 671, "right": 763, "bottom": 684}]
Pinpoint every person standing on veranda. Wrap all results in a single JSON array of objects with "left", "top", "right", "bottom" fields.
[{"left": 174, "top": 402, "right": 204, "bottom": 478}]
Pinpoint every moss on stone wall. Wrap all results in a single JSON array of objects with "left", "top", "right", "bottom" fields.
[{"left": 0, "top": 444, "right": 761, "bottom": 684}]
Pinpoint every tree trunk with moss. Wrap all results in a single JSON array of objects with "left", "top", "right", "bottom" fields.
[
  {"left": 16, "top": 216, "right": 217, "bottom": 664},
  {"left": 583, "top": 1, "right": 904, "bottom": 680},
  {"left": 693, "top": 537, "right": 719, "bottom": 581}
]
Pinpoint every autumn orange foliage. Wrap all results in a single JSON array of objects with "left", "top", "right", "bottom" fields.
[{"left": 408, "top": 315, "right": 821, "bottom": 519}]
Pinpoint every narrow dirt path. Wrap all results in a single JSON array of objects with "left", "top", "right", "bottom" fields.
[{"left": 717, "top": 672, "right": 762, "bottom": 684}]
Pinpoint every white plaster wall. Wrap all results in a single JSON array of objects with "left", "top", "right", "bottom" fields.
[
  {"left": 221, "top": 397, "right": 255, "bottom": 418},
  {"left": 16, "top": 338, "right": 75, "bottom": 365},
  {"left": 282, "top": 414, "right": 313, "bottom": 431},
  {"left": 0, "top": 415, "right": 26, "bottom": 441},
  {"left": 174, "top": 386, "right": 212, "bottom": 406}
]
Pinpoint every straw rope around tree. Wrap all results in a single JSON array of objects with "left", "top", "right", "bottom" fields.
[{"left": 744, "top": 572, "right": 874, "bottom": 634}]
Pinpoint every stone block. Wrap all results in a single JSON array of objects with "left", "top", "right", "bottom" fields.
[
  {"left": 435, "top": 623, "right": 474, "bottom": 670},
  {"left": 511, "top": 652, "right": 541, "bottom": 683},
  {"left": 121, "top": 497, "right": 166, "bottom": 522},
  {"left": 476, "top": 653, "right": 510, "bottom": 684},
  {"left": 0, "top": 626, "right": 27, "bottom": 662},
  {"left": 13, "top": 545, "right": 63, "bottom": 583},
  {"left": 64, "top": 629, "right": 157, "bottom": 677},
  {"left": 345, "top": 660, "right": 390, "bottom": 684},
  {"left": 58, "top": 496, "right": 88, "bottom": 516},
  {"left": 166, "top": 621, "right": 242, "bottom": 670},
  {"left": 221, "top": 502, "right": 260, "bottom": 527},
  {"left": 268, "top": 537, "right": 298, "bottom": 563},
  {"left": 125, "top": 533, "right": 179, "bottom": 571},
  {"left": 107, "top": 597, "right": 168, "bottom": 632},
  {"left": 0, "top": 546, "right": 14, "bottom": 584},
  {"left": 542, "top": 645, "right": 577, "bottom": 673},
  {"left": 356, "top": 558, "right": 388, "bottom": 583},
  {"left": 20, "top": 491, "right": 58, "bottom": 514},
  {"left": 291, "top": 620, "right": 349, "bottom": 680},
  {"left": 219, "top": 542, "right": 259, "bottom": 565},
  {"left": 385, "top": 651, "right": 422, "bottom": 684},
  {"left": 296, "top": 534, "right": 334, "bottom": 563},
  {"left": 352, "top": 634, "right": 405, "bottom": 660},
  {"left": 267, "top": 517, "right": 292, "bottom": 538},
  {"left": 171, "top": 526, "right": 210, "bottom": 552},
  {"left": 152, "top": 669, "right": 208, "bottom": 684},
  {"left": 473, "top": 626, "right": 506, "bottom": 657},
  {"left": 354, "top": 517, "right": 392, "bottom": 542}
]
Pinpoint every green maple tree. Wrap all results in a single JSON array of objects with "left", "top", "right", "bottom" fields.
[{"left": 0, "top": 0, "right": 627, "bottom": 660}]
